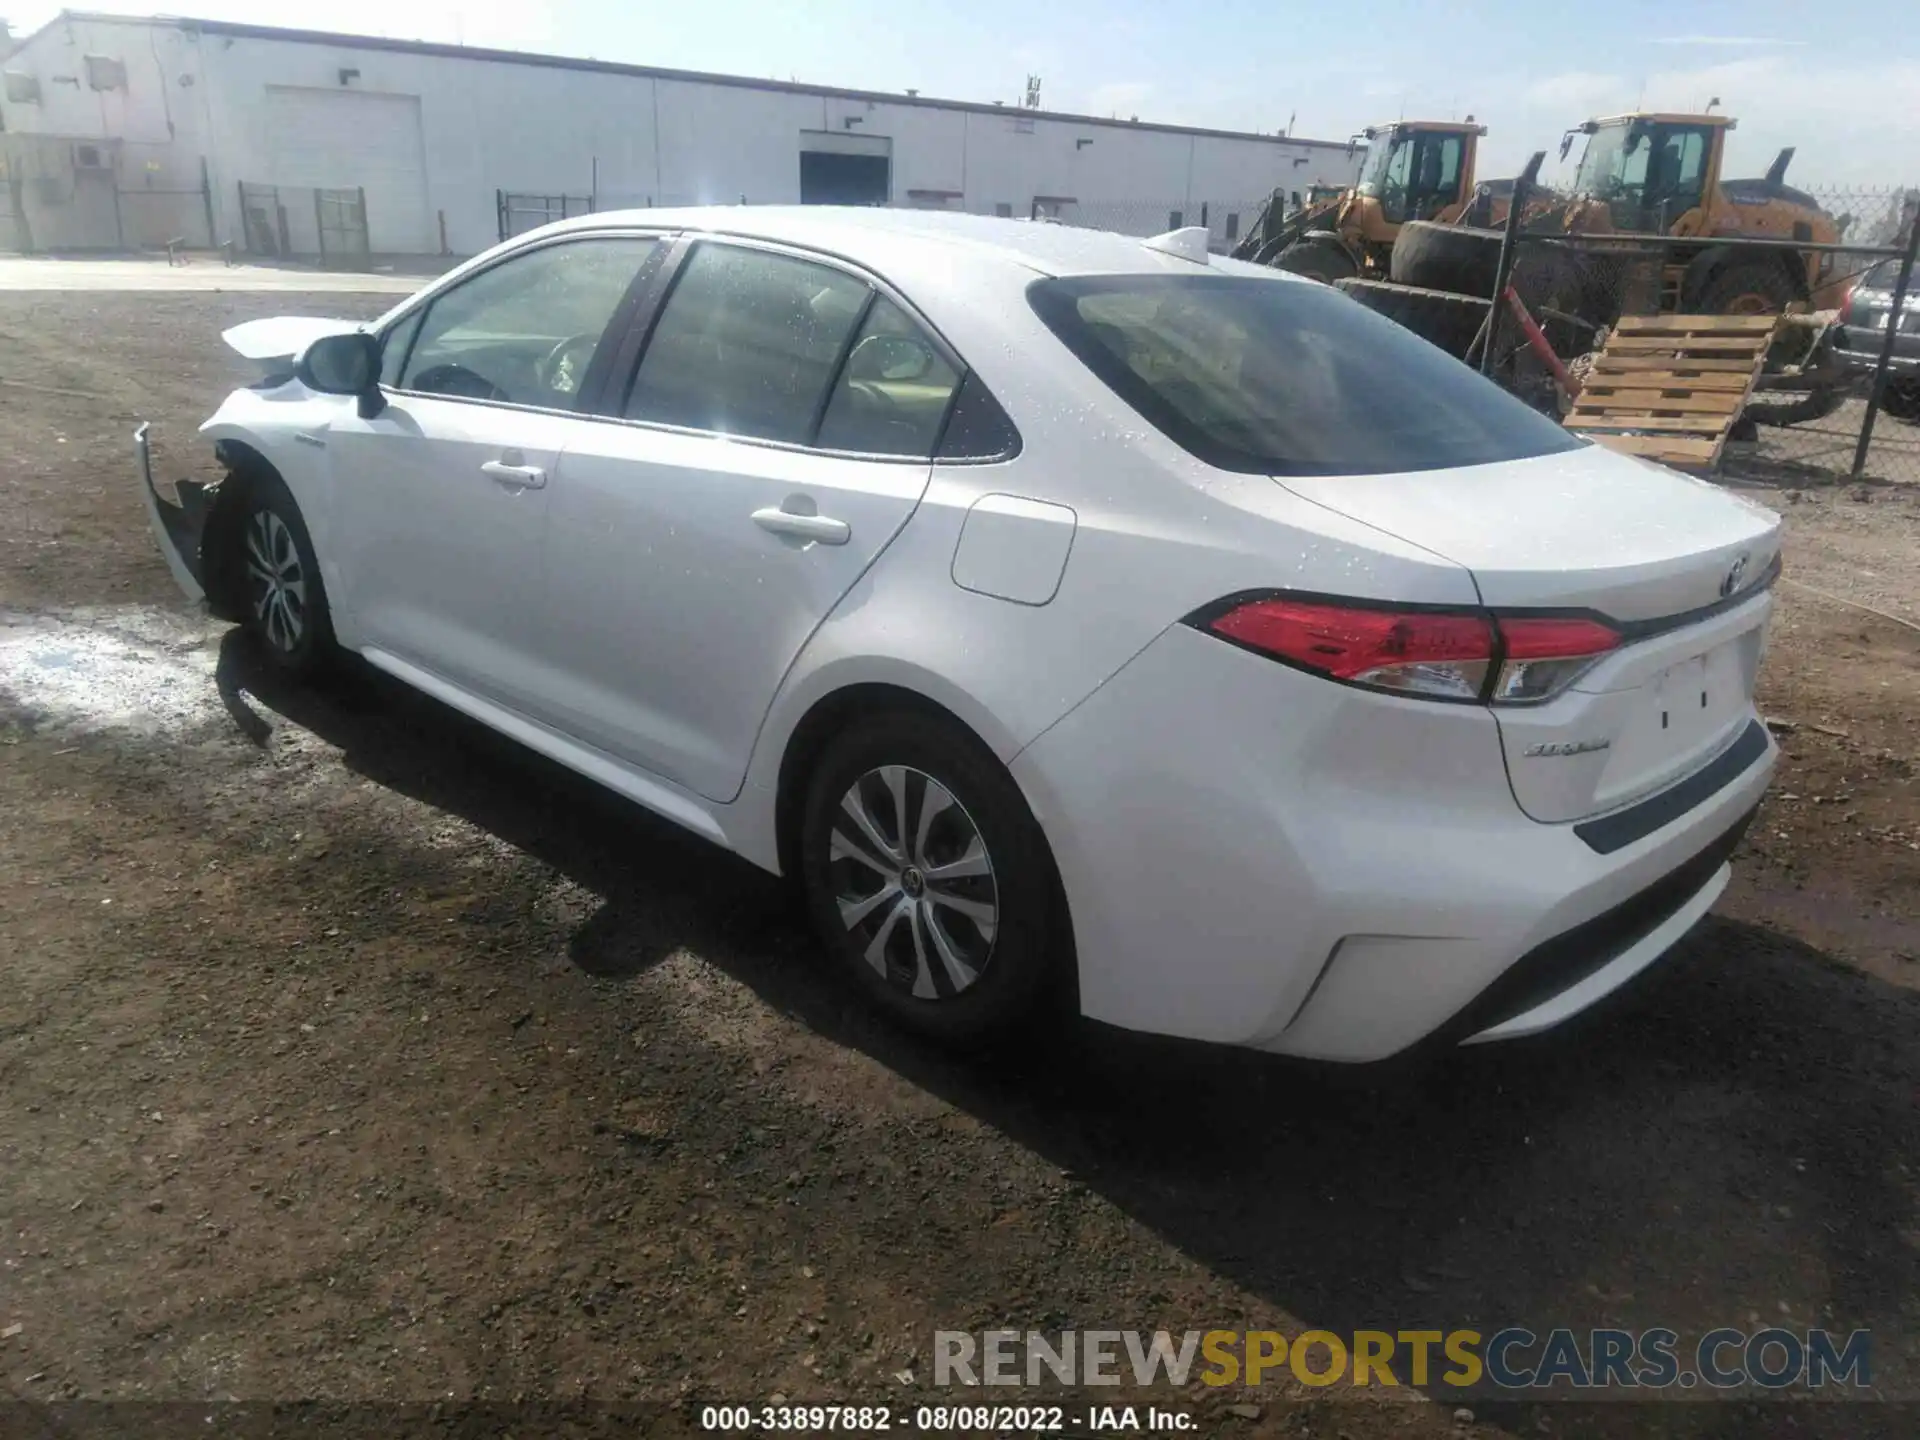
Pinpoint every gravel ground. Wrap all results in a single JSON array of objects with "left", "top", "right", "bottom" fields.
[{"left": 1, "top": 292, "right": 1917, "bottom": 1439}]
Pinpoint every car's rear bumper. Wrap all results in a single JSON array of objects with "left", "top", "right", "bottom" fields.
[
  {"left": 1831, "top": 326, "right": 1920, "bottom": 377},
  {"left": 1011, "top": 624, "right": 1774, "bottom": 1063},
  {"left": 136, "top": 422, "right": 210, "bottom": 604}
]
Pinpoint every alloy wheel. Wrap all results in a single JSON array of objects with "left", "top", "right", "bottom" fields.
[
  {"left": 244, "top": 508, "right": 307, "bottom": 654},
  {"left": 828, "top": 764, "right": 999, "bottom": 1000}
]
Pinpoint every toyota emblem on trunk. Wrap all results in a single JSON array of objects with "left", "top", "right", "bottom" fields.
[{"left": 1720, "top": 552, "right": 1751, "bottom": 598}]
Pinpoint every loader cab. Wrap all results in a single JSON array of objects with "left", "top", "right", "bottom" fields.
[
  {"left": 1355, "top": 121, "right": 1485, "bottom": 226},
  {"left": 1567, "top": 113, "right": 1730, "bottom": 234}
]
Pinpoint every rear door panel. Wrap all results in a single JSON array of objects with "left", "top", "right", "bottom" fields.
[{"left": 540, "top": 427, "right": 928, "bottom": 801}]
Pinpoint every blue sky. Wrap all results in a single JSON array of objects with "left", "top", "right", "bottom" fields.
[{"left": 18, "top": 0, "right": 1919, "bottom": 187}]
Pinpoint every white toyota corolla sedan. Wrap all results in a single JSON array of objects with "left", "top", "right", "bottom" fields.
[{"left": 140, "top": 207, "right": 1780, "bottom": 1060}]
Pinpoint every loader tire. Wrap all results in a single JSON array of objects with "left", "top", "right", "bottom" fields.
[
  {"left": 1339, "top": 279, "right": 1489, "bottom": 360},
  {"left": 1690, "top": 261, "right": 1800, "bottom": 316},
  {"left": 1389, "top": 220, "right": 1507, "bottom": 296},
  {"left": 1743, "top": 384, "right": 1848, "bottom": 429},
  {"left": 1274, "top": 237, "right": 1358, "bottom": 284}
]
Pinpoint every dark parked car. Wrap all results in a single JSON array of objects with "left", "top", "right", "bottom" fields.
[{"left": 1834, "top": 257, "right": 1920, "bottom": 421}]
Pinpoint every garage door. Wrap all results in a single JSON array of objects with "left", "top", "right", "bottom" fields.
[{"left": 264, "top": 87, "right": 433, "bottom": 254}]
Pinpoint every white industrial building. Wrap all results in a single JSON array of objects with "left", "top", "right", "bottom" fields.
[{"left": 0, "top": 10, "right": 1360, "bottom": 259}]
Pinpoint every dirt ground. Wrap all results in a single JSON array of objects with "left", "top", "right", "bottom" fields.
[{"left": 1, "top": 291, "right": 1917, "bottom": 1439}]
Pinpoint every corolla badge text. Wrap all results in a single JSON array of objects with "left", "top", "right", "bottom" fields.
[{"left": 1524, "top": 738, "right": 1612, "bottom": 758}]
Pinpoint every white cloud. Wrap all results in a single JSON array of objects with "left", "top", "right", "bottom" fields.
[
  {"left": 1523, "top": 70, "right": 1627, "bottom": 109},
  {"left": 1652, "top": 36, "right": 1805, "bottom": 47}
]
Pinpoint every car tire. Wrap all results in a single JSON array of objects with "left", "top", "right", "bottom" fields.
[
  {"left": 235, "top": 471, "right": 335, "bottom": 676},
  {"left": 1879, "top": 380, "right": 1920, "bottom": 423},
  {"left": 799, "top": 709, "right": 1062, "bottom": 1048}
]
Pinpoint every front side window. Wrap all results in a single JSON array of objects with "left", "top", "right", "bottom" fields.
[
  {"left": 399, "top": 236, "right": 658, "bottom": 409},
  {"left": 626, "top": 243, "right": 869, "bottom": 444},
  {"left": 1029, "top": 274, "right": 1583, "bottom": 476},
  {"left": 379, "top": 309, "right": 425, "bottom": 389}
]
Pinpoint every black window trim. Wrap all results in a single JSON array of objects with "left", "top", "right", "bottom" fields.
[
  {"left": 604, "top": 231, "right": 1019, "bottom": 465},
  {"left": 368, "top": 227, "right": 675, "bottom": 424}
]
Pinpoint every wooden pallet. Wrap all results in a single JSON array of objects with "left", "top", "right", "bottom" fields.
[{"left": 1567, "top": 315, "right": 1777, "bottom": 470}]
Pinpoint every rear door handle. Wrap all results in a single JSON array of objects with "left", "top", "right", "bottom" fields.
[
  {"left": 752, "top": 507, "right": 850, "bottom": 545},
  {"left": 482, "top": 460, "right": 547, "bottom": 490}
]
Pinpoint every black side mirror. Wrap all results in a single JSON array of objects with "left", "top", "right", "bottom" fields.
[{"left": 299, "top": 332, "right": 385, "bottom": 418}]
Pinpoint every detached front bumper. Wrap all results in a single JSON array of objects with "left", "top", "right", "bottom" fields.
[{"left": 136, "top": 422, "right": 212, "bottom": 604}]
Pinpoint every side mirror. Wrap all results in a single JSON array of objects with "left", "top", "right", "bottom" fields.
[
  {"left": 1559, "top": 131, "right": 1575, "bottom": 162},
  {"left": 849, "top": 334, "right": 933, "bottom": 384},
  {"left": 299, "top": 332, "right": 385, "bottom": 418}
]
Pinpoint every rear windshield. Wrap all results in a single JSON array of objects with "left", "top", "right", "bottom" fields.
[{"left": 1028, "top": 273, "right": 1583, "bottom": 476}]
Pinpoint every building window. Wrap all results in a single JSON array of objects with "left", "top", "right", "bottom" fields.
[
  {"left": 994, "top": 203, "right": 1013, "bottom": 218},
  {"left": 83, "top": 54, "right": 127, "bottom": 91}
]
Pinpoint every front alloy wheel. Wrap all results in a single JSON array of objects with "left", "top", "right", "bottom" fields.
[
  {"left": 232, "top": 470, "right": 333, "bottom": 677},
  {"left": 244, "top": 508, "right": 308, "bottom": 656},
  {"left": 829, "top": 764, "right": 1000, "bottom": 999}
]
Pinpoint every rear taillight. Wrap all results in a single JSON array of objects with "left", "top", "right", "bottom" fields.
[
  {"left": 1197, "top": 597, "right": 1620, "bottom": 705},
  {"left": 1208, "top": 598, "right": 1493, "bottom": 701},
  {"left": 1490, "top": 615, "right": 1621, "bottom": 703},
  {"left": 1840, "top": 283, "right": 1856, "bottom": 323}
]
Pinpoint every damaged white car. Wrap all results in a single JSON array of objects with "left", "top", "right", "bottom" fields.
[{"left": 142, "top": 208, "right": 1780, "bottom": 1057}]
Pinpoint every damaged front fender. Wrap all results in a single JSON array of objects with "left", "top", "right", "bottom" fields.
[
  {"left": 136, "top": 422, "right": 211, "bottom": 604},
  {"left": 136, "top": 423, "right": 258, "bottom": 621}
]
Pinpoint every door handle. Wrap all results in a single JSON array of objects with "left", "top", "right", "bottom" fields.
[
  {"left": 482, "top": 459, "right": 547, "bottom": 490},
  {"left": 752, "top": 507, "right": 850, "bottom": 545}
]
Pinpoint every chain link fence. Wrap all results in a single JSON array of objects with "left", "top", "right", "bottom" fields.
[
  {"left": 1498, "top": 214, "right": 1920, "bottom": 484},
  {"left": 236, "top": 182, "right": 371, "bottom": 267},
  {"left": 1348, "top": 179, "right": 1920, "bottom": 486},
  {"left": 1029, "top": 198, "right": 1268, "bottom": 252}
]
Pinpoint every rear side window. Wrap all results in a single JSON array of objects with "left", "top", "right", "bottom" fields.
[
  {"left": 627, "top": 243, "right": 869, "bottom": 444},
  {"left": 815, "top": 296, "right": 962, "bottom": 457},
  {"left": 1028, "top": 273, "right": 1582, "bottom": 475}
]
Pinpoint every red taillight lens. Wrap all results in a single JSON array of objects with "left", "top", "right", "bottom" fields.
[
  {"left": 1201, "top": 598, "right": 1621, "bottom": 704},
  {"left": 1208, "top": 598, "right": 1495, "bottom": 701},
  {"left": 1841, "top": 283, "right": 1855, "bottom": 323}
]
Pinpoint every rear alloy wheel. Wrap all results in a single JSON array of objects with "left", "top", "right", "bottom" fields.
[
  {"left": 800, "top": 712, "right": 1060, "bottom": 1047},
  {"left": 237, "top": 473, "right": 334, "bottom": 676}
]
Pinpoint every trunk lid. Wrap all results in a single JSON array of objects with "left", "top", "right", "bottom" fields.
[{"left": 1279, "top": 444, "right": 1782, "bottom": 823}]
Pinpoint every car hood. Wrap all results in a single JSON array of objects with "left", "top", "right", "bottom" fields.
[{"left": 221, "top": 315, "right": 363, "bottom": 364}]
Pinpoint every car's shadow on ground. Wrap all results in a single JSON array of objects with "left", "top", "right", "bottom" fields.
[{"left": 217, "top": 632, "right": 1920, "bottom": 1415}]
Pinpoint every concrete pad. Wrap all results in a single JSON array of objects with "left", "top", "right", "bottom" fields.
[{"left": 0, "top": 255, "right": 430, "bottom": 293}]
